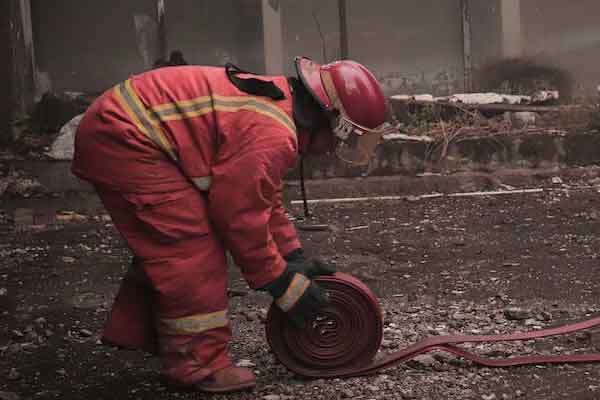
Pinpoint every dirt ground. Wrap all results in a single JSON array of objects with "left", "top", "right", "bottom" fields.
[{"left": 1, "top": 173, "right": 600, "bottom": 400}]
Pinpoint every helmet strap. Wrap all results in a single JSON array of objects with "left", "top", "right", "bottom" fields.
[{"left": 289, "top": 77, "right": 330, "bottom": 150}]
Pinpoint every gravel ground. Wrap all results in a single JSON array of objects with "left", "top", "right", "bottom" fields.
[{"left": 1, "top": 173, "right": 600, "bottom": 400}]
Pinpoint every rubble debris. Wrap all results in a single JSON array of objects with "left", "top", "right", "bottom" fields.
[
  {"left": 236, "top": 359, "right": 255, "bottom": 368},
  {"left": 409, "top": 354, "right": 437, "bottom": 369},
  {"left": 46, "top": 114, "right": 84, "bottom": 161},
  {"left": 262, "top": 395, "right": 281, "bottom": 400},
  {"left": 447, "top": 93, "right": 530, "bottom": 105},
  {"left": 79, "top": 329, "right": 94, "bottom": 337},
  {"left": 509, "top": 111, "right": 537, "bottom": 129},
  {"left": 348, "top": 225, "right": 369, "bottom": 231},
  {"left": 391, "top": 90, "right": 558, "bottom": 107},
  {"left": 56, "top": 211, "right": 87, "bottom": 222},
  {"left": 532, "top": 90, "right": 560, "bottom": 104},
  {"left": 296, "top": 224, "right": 330, "bottom": 232},
  {"left": 0, "top": 169, "right": 46, "bottom": 198},
  {"left": 382, "top": 132, "right": 434, "bottom": 142},
  {"left": 0, "top": 391, "right": 20, "bottom": 400},
  {"left": 70, "top": 292, "right": 106, "bottom": 310},
  {"left": 477, "top": 58, "right": 573, "bottom": 102},
  {"left": 228, "top": 288, "right": 248, "bottom": 298},
  {"left": 31, "top": 92, "right": 94, "bottom": 134},
  {"left": 503, "top": 307, "right": 532, "bottom": 321},
  {"left": 7, "top": 368, "right": 21, "bottom": 381}
]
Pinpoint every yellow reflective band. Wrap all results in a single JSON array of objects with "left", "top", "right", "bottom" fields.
[
  {"left": 152, "top": 95, "right": 212, "bottom": 112},
  {"left": 159, "top": 310, "right": 228, "bottom": 335},
  {"left": 213, "top": 95, "right": 295, "bottom": 135},
  {"left": 114, "top": 80, "right": 178, "bottom": 162},
  {"left": 152, "top": 96, "right": 213, "bottom": 121},
  {"left": 190, "top": 176, "right": 212, "bottom": 191},
  {"left": 276, "top": 273, "right": 311, "bottom": 312},
  {"left": 149, "top": 95, "right": 296, "bottom": 135}
]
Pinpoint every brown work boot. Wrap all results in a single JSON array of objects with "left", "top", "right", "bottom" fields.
[{"left": 194, "top": 366, "right": 256, "bottom": 393}]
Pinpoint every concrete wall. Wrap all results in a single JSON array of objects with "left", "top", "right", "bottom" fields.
[
  {"left": 30, "top": 0, "right": 265, "bottom": 94},
  {"left": 346, "top": 0, "right": 465, "bottom": 96},
  {"left": 166, "top": 0, "right": 264, "bottom": 73},
  {"left": 31, "top": 0, "right": 159, "bottom": 94},
  {"left": 281, "top": 0, "right": 465, "bottom": 96},
  {"left": 281, "top": 0, "right": 341, "bottom": 74},
  {"left": 521, "top": 0, "right": 600, "bottom": 97},
  {"left": 469, "top": 0, "right": 502, "bottom": 71},
  {"left": 18, "top": 1, "right": 600, "bottom": 102}
]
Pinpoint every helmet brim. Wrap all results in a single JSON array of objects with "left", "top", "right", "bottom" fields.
[{"left": 294, "top": 57, "right": 332, "bottom": 111}]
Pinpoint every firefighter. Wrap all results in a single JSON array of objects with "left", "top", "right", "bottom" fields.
[{"left": 71, "top": 57, "right": 387, "bottom": 393}]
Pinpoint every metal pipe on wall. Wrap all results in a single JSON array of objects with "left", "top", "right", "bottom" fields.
[
  {"left": 461, "top": 0, "right": 473, "bottom": 92},
  {"left": 338, "top": 0, "right": 348, "bottom": 59}
]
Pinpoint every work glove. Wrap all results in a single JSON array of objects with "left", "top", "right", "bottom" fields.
[{"left": 263, "top": 249, "right": 335, "bottom": 328}]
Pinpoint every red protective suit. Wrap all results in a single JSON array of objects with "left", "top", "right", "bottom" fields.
[{"left": 72, "top": 66, "right": 301, "bottom": 384}]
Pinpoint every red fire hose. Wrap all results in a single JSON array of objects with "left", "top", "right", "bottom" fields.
[{"left": 265, "top": 273, "right": 600, "bottom": 378}]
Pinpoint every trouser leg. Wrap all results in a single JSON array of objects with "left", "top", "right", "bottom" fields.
[
  {"left": 102, "top": 257, "right": 158, "bottom": 353},
  {"left": 95, "top": 186, "right": 232, "bottom": 383}
]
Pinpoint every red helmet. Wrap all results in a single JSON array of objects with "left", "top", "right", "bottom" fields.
[
  {"left": 295, "top": 57, "right": 388, "bottom": 165},
  {"left": 295, "top": 57, "right": 387, "bottom": 129}
]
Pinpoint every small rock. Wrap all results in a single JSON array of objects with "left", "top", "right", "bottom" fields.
[
  {"left": 502, "top": 262, "right": 520, "bottom": 267},
  {"left": 411, "top": 354, "right": 437, "bottom": 369},
  {"left": 539, "top": 311, "right": 553, "bottom": 321},
  {"left": 262, "top": 396, "right": 281, "bottom": 400},
  {"left": 80, "top": 329, "right": 94, "bottom": 337},
  {"left": 0, "top": 288, "right": 7, "bottom": 296},
  {"left": 236, "top": 359, "right": 255, "bottom": 368},
  {"left": 34, "top": 317, "right": 47, "bottom": 326},
  {"left": 341, "top": 389, "right": 355, "bottom": 398},
  {"left": 515, "top": 390, "right": 525, "bottom": 397},
  {"left": 510, "top": 111, "right": 537, "bottom": 128},
  {"left": 0, "top": 391, "right": 20, "bottom": 400},
  {"left": 244, "top": 311, "right": 259, "bottom": 322},
  {"left": 228, "top": 289, "right": 247, "bottom": 298},
  {"left": 56, "top": 368, "right": 67, "bottom": 376},
  {"left": 452, "top": 312, "right": 469, "bottom": 320},
  {"left": 258, "top": 308, "right": 268, "bottom": 320},
  {"left": 482, "top": 394, "right": 497, "bottom": 400},
  {"left": 551, "top": 176, "right": 563, "bottom": 185},
  {"left": 7, "top": 368, "right": 20, "bottom": 381},
  {"left": 62, "top": 256, "right": 76, "bottom": 264},
  {"left": 504, "top": 307, "right": 532, "bottom": 321}
]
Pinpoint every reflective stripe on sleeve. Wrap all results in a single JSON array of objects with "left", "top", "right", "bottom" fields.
[
  {"left": 276, "top": 273, "right": 311, "bottom": 312},
  {"left": 150, "top": 95, "right": 296, "bottom": 135}
]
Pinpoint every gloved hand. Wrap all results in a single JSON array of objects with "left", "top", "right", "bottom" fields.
[{"left": 263, "top": 249, "right": 335, "bottom": 328}]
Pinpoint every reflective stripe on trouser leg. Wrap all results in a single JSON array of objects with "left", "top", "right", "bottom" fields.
[{"left": 159, "top": 310, "right": 228, "bottom": 336}]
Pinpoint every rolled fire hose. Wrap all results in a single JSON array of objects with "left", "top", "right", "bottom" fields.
[{"left": 266, "top": 273, "right": 600, "bottom": 378}]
